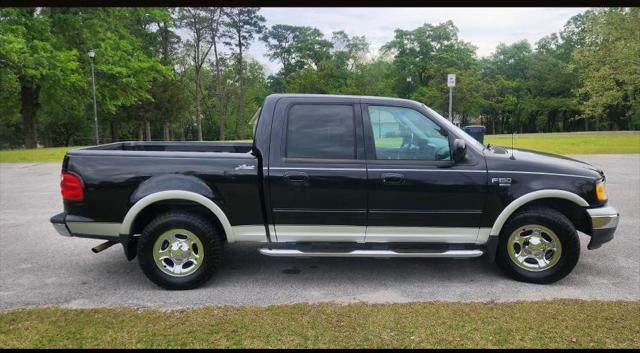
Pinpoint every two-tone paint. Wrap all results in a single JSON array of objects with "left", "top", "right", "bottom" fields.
[{"left": 51, "top": 94, "right": 617, "bottom": 260}]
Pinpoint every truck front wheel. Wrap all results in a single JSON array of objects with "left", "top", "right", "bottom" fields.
[
  {"left": 496, "top": 207, "right": 580, "bottom": 284},
  {"left": 137, "top": 211, "right": 223, "bottom": 290}
]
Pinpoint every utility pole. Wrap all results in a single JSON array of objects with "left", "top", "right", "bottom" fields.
[
  {"left": 88, "top": 49, "right": 99, "bottom": 144},
  {"left": 447, "top": 74, "right": 456, "bottom": 123},
  {"left": 406, "top": 76, "right": 412, "bottom": 99}
]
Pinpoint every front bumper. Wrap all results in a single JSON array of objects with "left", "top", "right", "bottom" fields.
[{"left": 586, "top": 205, "right": 619, "bottom": 250}]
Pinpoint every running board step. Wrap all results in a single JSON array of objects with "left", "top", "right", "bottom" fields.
[{"left": 259, "top": 248, "right": 484, "bottom": 258}]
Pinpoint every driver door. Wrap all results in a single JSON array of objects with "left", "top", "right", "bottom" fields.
[{"left": 363, "top": 103, "right": 487, "bottom": 243}]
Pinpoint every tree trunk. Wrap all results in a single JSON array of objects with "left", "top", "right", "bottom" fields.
[
  {"left": 138, "top": 125, "right": 144, "bottom": 141},
  {"left": 20, "top": 81, "right": 40, "bottom": 149},
  {"left": 145, "top": 120, "right": 151, "bottom": 141},
  {"left": 163, "top": 121, "right": 171, "bottom": 141},
  {"left": 237, "top": 34, "right": 245, "bottom": 140},
  {"left": 213, "top": 39, "right": 225, "bottom": 141},
  {"left": 110, "top": 121, "right": 119, "bottom": 143},
  {"left": 195, "top": 71, "right": 203, "bottom": 141}
]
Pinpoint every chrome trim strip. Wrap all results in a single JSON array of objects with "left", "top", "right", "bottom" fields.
[
  {"left": 274, "top": 208, "right": 366, "bottom": 214},
  {"left": 259, "top": 248, "right": 484, "bottom": 258},
  {"left": 270, "top": 167, "right": 366, "bottom": 171},
  {"left": 368, "top": 168, "right": 485, "bottom": 173},
  {"left": 369, "top": 209, "right": 481, "bottom": 214},
  {"left": 489, "top": 189, "right": 590, "bottom": 236},
  {"left": 488, "top": 170, "right": 595, "bottom": 179},
  {"left": 271, "top": 167, "right": 486, "bottom": 173},
  {"left": 66, "top": 222, "right": 122, "bottom": 236},
  {"left": 268, "top": 167, "right": 595, "bottom": 179}
]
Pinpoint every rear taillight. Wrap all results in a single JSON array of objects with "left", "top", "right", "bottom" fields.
[{"left": 61, "top": 172, "right": 84, "bottom": 201}]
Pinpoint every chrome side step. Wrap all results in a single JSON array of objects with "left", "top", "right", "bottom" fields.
[{"left": 259, "top": 248, "right": 484, "bottom": 258}]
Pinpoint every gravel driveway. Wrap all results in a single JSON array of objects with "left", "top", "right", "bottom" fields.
[{"left": 1, "top": 154, "right": 638, "bottom": 309}]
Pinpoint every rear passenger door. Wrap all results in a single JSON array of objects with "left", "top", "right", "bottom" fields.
[{"left": 267, "top": 97, "right": 367, "bottom": 242}]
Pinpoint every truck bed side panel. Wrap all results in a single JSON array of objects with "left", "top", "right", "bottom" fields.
[{"left": 64, "top": 153, "right": 262, "bottom": 227}]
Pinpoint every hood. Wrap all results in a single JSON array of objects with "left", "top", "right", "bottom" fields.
[{"left": 485, "top": 145, "right": 604, "bottom": 180}]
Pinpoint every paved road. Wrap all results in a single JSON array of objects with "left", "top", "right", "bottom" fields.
[{"left": 1, "top": 155, "right": 638, "bottom": 310}]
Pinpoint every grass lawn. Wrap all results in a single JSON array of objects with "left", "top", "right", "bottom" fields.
[
  {"left": 0, "top": 146, "right": 82, "bottom": 163},
  {"left": 0, "top": 131, "right": 638, "bottom": 163},
  {"left": 484, "top": 131, "right": 640, "bottom": 155},
  {"left": 0, "top": 300, "right": 638, "bottom": 348}
]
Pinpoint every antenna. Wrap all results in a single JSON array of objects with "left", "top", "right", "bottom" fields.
[{"left": 509, "top": 122, "right": 515, "bottom": 160}]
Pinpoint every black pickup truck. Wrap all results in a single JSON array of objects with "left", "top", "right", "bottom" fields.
[{"left": 50, "top": 94, "right": 619, "bottom": 289}]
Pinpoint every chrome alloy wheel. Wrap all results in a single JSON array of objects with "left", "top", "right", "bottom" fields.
[
  {"left": 153, "top": 229, "right": 204, "bottom": 277},
  {"left": 507, "top": 224, "right": 562, "bottom": 272}
]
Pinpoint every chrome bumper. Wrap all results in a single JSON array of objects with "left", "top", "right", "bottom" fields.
[
  {"left": 586, "top": 205, "right": 619, "bottom": 250},
  {"left": 50, "top": 212, "right": 72, "bottom": 237},
  {"left": 587, "top": 205, "right": 619, "bottom": 230}
]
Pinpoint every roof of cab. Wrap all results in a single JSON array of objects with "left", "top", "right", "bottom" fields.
[{"left": 264, "top": 93, "right": 425, "bottom": 108}]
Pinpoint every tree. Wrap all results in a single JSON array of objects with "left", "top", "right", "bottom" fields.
[
  {"left": 177, "top": 7, "right": 214, "bottom": 141},
  {"left": 205, "top": 7, "right": 228, "bottom": 140},
  {"left": 0, "top": 8, "right": 82, "bottom": 148},
  {"left": 261, "top": 24, "right": 332, "bottom": 77},
  {"left": 222, "top": 7, "right": 265, "bottom": 139},
  {"left": 573, "top": 8, "right": 640, "bottom": 130}
]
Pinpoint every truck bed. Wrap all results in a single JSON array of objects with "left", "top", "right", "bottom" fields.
[
  {"left": 80, "top": 141, "right": 253, "bottom": 153},
  {"left": 61, "top": 140, "right": 262, "bottom": 227}
]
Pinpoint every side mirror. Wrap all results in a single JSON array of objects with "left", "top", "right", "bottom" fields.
[{"left": 452, "top": 139, "right": 467, "bottom": 163}]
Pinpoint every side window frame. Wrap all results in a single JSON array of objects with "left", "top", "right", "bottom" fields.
[
  {"left": 362, "top": 103, "right": 454, "bottom": 166},
  {"left": 280, "top": 102, "right": 363, "bottom": 163}
]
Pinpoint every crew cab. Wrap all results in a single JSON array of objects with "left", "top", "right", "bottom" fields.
[{"left": 50, "top": 94, "right": 619, "bottom": 289}]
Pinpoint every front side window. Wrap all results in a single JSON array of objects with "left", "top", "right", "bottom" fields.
[
  {"left": 367, "top": 105, "right": 450, "bottom": 161},
  {"left": 286, "top": 104, "right": 356, "bottom": 159}
]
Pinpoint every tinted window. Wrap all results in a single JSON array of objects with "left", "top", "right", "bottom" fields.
[
  {"left": 286, "top": 104, "right": 356, "bottom": 159},
  {"left": 368, "top": 105, "right": 450, "bottom": 161}
]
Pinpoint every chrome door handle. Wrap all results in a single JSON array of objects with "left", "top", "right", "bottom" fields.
[
  {"left": 381, "top": 173, "right": 404, "bottom": 184},
  {"left": 284, "top": 171, "right": 309, "bottom": 184}
]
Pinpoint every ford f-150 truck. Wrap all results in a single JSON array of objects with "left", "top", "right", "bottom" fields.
[{"left": 50, "top": 94, "right": 619, "bottom": 289}]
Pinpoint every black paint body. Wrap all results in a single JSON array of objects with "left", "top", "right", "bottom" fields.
[{"left": 58, "top": 94, "right": 606, "bottom": 240}]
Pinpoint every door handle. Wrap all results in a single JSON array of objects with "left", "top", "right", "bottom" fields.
[
  {"left": 284, "top": 171, "right": 309, "bottom": 184},
  {"left": 381, "top": 173, "right": 404, "bottom": 184}
]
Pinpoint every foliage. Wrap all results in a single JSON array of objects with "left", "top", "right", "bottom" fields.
[{"left": 0, "top": 7, "right": 638, "bottom": 148}]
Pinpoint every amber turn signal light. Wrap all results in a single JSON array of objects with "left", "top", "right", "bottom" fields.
[{"left": 596, "top": 181, "right": 607, "bottom": 201}]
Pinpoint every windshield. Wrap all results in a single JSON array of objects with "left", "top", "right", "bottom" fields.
[{"left": 422, "top": 104, "right": 486, "bottom": 151}]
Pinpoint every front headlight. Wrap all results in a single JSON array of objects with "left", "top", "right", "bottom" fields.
[{"left": 596, "top": 180, "right": 607, "bottom": 201}]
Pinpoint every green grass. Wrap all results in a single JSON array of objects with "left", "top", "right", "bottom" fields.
[
  {"left": 0, "top": 300, "right": 638, "bottom": 348},
  {"left": 0, "top": 146, "right": 82, "bottom": 163},
  {"left": 0, "top": 131, "right": 638, "bottom": 163},
  {"left": 484, "top": 131, "right": 640, "bottom": 155}
]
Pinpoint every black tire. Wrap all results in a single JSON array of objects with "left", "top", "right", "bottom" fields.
[
  {"left": 137, "top": 211, "right": 223, "bottom": 290},
  {"left": 496, "top": 207, "right": 580, "bottom": 284}
]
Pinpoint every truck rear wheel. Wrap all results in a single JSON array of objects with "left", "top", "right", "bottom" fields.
[
  {"left": 137, "top": 211, "right": 223, "bottom": 290},
  {"left": 496, "top": 207, "right": 580, "bottom": 284}
]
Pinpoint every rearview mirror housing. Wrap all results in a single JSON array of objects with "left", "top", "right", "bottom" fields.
[{"left": 452, "top": 139, "right": 467, "bottom": 163}]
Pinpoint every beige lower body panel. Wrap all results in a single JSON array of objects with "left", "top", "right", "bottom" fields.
[{"left": 232, "top": 224, "right": 492, "bottom": 244}]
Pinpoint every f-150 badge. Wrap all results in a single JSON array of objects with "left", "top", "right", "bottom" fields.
[{"left": 491, "top": 177, "right": 512, "bottom": 186}]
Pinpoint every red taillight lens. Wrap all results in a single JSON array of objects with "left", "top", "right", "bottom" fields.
[{"left": 61, "top": 172, "right": 84, "bottom": 201}]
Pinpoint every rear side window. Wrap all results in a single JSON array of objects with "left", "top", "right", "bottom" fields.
[{"left": 286, "top": 104, "right": 356, "bottom": 159}]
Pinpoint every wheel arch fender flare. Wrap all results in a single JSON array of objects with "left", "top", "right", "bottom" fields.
[
  {"left": 129, "top": 174, "right": 217, "bottom": 204},
  {"left": 119, "top": 190, "right": 236, "bottom": 242},
  {"left": 490, "top": 189, "right": 589, "bottom": 237}
]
